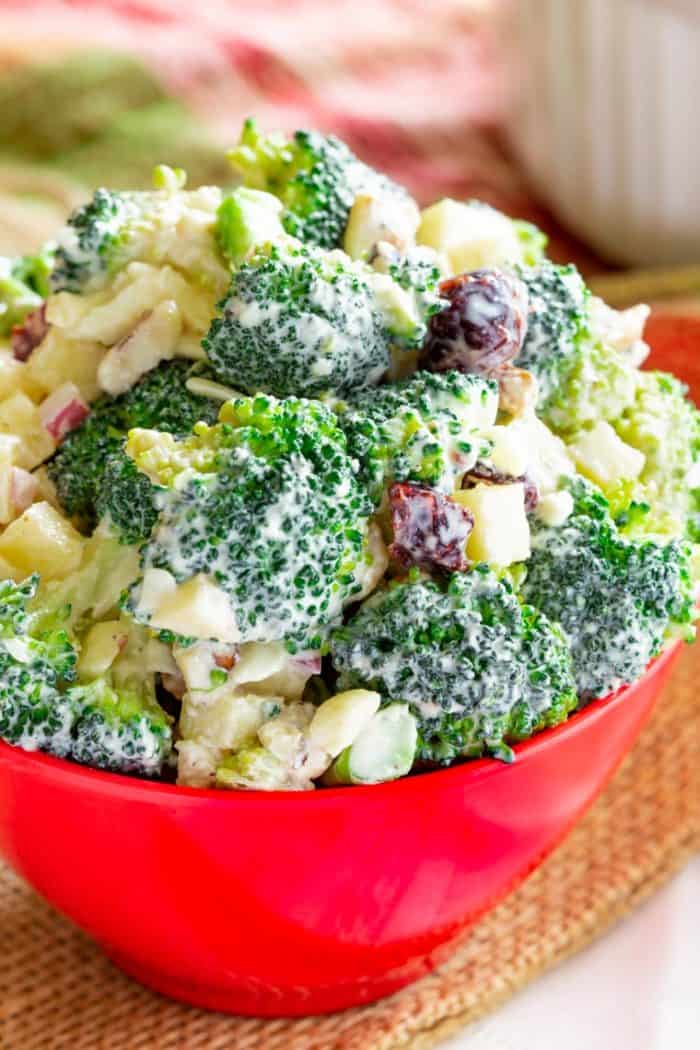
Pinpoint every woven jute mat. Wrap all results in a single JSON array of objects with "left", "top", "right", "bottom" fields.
[{"left": 1, "top": 648, "right": 699, "bottom": 1050}]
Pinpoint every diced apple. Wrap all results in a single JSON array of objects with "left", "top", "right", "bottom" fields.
[
  {"left": 503, "top": 415, "right": 575, "bottom": 496},
  {"left": 180, "top": 691, "right": 274, "bottom": 750},
  {"left": 417, "top": 199, "right": 524, "bottom": 274},
  {"left": 25, "top": 328, "right": 105, "bottom": 401},
  {"left": 454, "top": 482, "right": 531, "bottom": 565},
  {"left": 224, "top": 641, "right": 287, "bottom": 688},
  {"left": 488, "top": 425, "right": 530, "bottom": 478},
  {"left": 0, "top": 392, "right": 56, "bottom": 470},
  {"left": 0, "top": 554, "right": 22, "bottom": 581},
  {"left": 132, "top": 567, "right": 177, "bottom": 619},
  {"left": 308, "top": 689, "right": 381, "bottom": 758},
  {"left": 0, "top": 501, "right": 84, "bottom": 579},
  {"left": 10, "top": 468, "right": 38, "bottom": 514},
  {"left": 39, "top": 382, "right": 89, "bottom": 442},
  {"left": 78, "top": 620, "right": 128, "bottom": 678},
  {"left": 536, "top": 490, "right": 575, "bottom": 527},
  {"left": 46, "top": 289, "right": 108, "bottom": 330},
  {"left": 569, "top": 421, "right": 645, "bottom": 488},
  {"left": 0, "top": 466, "right": 12, "bottom": 525},
  {"left": 0, "top": 434, "right": 21, "bottom": 466},
  {"left": 344, "top": 193, "right": 420, "bottom": 260},
  {"left": 0, "top": 349, "right": 43, "bottom": 402},
  {"left": 149, "top": 574, "right": 241, "bottom": 643},
  {"left": 31, "top": 466, "right": 60, "bottom": 509},
  {"left": 97, "top": 299, "right": 182, "bottom": 396},
  {"left": 176, "top": 738, "right": 221, "bottom": 788}
]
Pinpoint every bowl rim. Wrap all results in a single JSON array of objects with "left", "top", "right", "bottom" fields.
[{"left": 0, "top": 641, "right": 680, "bottom": 805}]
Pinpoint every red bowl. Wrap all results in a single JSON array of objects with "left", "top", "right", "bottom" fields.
[
  {"left": 0, "top": 320, "right": 693, "bottom": 1017},
  {"left": 0, "top": 643, "right": 683, "bottom": 1016}
]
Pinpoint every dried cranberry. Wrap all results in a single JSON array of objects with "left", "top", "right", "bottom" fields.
[
  {"left": 389, "top": 481, "right": 473, "bottom": 573},
  {"left": 11, "top": 304, "right": 48, "bottom": 361},
  {"left": 462, "top": 462, "right": 539, "bottom": 512},
  {"left": 421, "top": 270, "right": 528, "bottom": 376}
]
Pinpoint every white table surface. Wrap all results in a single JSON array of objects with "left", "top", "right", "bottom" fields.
[{"left": 440, "top": 856, "right": 700, "bottom": 1050}]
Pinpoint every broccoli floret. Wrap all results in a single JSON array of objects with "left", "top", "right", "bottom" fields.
[
  {"left": 48, "top": 360, "right": 220, "bottom": 533},
  {"left": 50, "top": 180, "right": 228, "bottom": 295},
  {"left": 51, "top": 188, "right": 137, "bottom": 293},
  {"left": 69, "top": 676, "right": 172, "bottom": 777},
  {"left": 337, "top": 370, "right": 498, "bottom": 504},
  {"left": 522, "top": 479, "right": 695, "bottom": 700},
  {"left": 0, "top": 246, "right": 54, "bottom": 336},
  {"left": 370, "top": 245, "right": 445, "bottom": 351},
  {"left": 330, "top": 567, "right": 578, "bottom": 765},
  {"left": 611, "top": 371, "right": 700, "bottom": 541},
  {"left": 96, "top": 453, "right": 161, "bottom": 547},
  {"left": 0, "top": 575, "right": 77, "bottom": 755},
  {"left": 0, "top": 547, "right": 172, "bottom": 775},
  {"left": 513, "top": 219, "right": 548, "bottom": 267},
  {"left": 517, "top": 261, "right": 637, "bottom": 433},
  {"left": 125, "top": 394, "right": 376, "bottom": 649},
  {"left": 516, "top": 261, "right": 589, "bottom": 410},
  {"left": 202, "top": 241, "right": 392, "bottom": 398},
  {"left": 228, "top": 118, "right": 410, "bottom": 250}
]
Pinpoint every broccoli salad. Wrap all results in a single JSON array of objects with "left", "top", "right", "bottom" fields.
[{"left": 0, "top": 120, "right": 696, "bottom": 790}]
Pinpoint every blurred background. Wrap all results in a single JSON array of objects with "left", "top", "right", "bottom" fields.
[
  {"left": 0, "top": 0, "right": 698, "bottom": 288},
  {"left": 0, "top": 0, "right": 591, "bottom": 262}
]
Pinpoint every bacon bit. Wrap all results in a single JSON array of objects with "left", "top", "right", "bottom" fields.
[
  {"left": 389, "top": 481, "right": 472, "bottom": 573},
  {"left": 213, "top": 649, "right": 240, "bottom": 671},
  {"left": 11, "top": 305, "right": 48, "bottom": 361},
  {"left": 39, "top": 383, "right": 90, "bottom": 442},
  {"left": 10, "top": 468, "right": 38, "bottom": 514},
  {"left": 462, "top": 462, "right": 539, "bottom": 512}
]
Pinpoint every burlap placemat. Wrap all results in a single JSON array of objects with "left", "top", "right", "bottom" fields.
[{"left": 1, "top": 645, "right": 698, "bottom": 1050}]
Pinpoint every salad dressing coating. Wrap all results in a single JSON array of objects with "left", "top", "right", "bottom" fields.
[{"left": 0, "top": 134, "right": 697, "bottom": 790}]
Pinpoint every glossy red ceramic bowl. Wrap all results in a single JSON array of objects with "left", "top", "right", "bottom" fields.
[
  {"left": 0, "top": 642, "right": 682, "bottom": 1016},
  {"left": 0, "top": 322, "right": 694, "bottom": 1017}
]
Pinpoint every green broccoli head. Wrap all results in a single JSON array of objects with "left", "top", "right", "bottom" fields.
[
  {"left": 68, "top": 675, "right": 172, "bottom": 777},
  {"left": 48, "top": 359, "right": 220, "bottom": 534},
  {"left": 125, "top": 393, "right": 377, "bottom": 649},
  {"left": 0, "top": 553, "right": 172, "bottom": 776},
  {"left": 51, "top": 188, "right": 138, "bottom": 293},
  {"left": 330, "top": 567, "right": 578, "bottom": 765},
  {"left": 516, "top": 261, "right": 637, "bottom": 433},
  {"left": 522, "top": 478, "right": 695, "bottom": 700},
  {"left": 202, "top": 241, "right": 392, "bottom": 399},
  {"left": 50, "top": 180, "right": 228, "bottom": 295},
  {"left": 0, "top": 247, "right": 54, "bottom": 336},
  {"left": 337, "top": 370, "right": 498, "bottom": 504},
  {"left": 96, "top": 452, "right": 161, "bottom": 547},
  {"left": 610, "top": 370, "right": 700, "bottom": 541},
  {"left": 228, "top": 118, "right": 411, "bottom": 250},
  {"left": 0, "top": 575, "right": 77, "bottom": 755},
  {"left": 370, "top": 245, "right": 445, "bottom": 351}
]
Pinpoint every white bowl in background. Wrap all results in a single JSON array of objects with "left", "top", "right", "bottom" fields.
[{"left": 508, "top": 0, "right": 700, "bottom": 266}]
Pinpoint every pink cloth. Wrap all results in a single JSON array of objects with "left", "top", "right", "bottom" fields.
[{"left": 0, "top": 0, "right": 604, "bottom": 269}]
